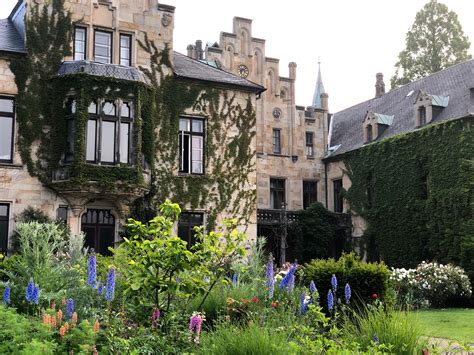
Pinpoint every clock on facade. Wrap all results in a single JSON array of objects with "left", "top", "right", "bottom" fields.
[
  {"left": 272, "top": 108, "right": 282, "bottom": 119},
  {"left": 238, "top": 64, "right": 249, "bottom": 78}
]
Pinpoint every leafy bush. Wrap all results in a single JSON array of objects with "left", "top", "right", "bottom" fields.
[
  {"left": 300, "top": 253, "right": 392, "bottom": 309},
  {"left": 391, "top": 261, "right": 472, "bottom": 308}
]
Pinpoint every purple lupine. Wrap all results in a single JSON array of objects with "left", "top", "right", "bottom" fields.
[
  {"left": 327, "top": 290, "right": 334, "bottom": 311},
  {"left": 87, "top": 255, "right": 97, "bottom": 289},
  {"left": 105, "top": 268, "right": 115, "bottom": 301},
  {"left": 232, "top": 273, "right": 237, "bottom": 286},
  {"left": 152, "top": 308, "right": 160, "bottom": 327},
  {"left": 66, "top": 298, "right": 74, "bottom": 318},
  {"left": 279, "top": 264, "right": 297, "bottom": 290},
  {"left": 299, "top": 292, "right": 308, "bottom": 315},
  {"left": 309, "top": 280, "right": 317, "bottom": 294},
  {"left": 3, "top": 287, "right": 10, "bottom": 305},
  {"left": 25, "top": 280, "right": 34, "bottom": 303},
  {"left": 331, "top": 274, "right": 337, "bottom": 293},
  {"left": 373, "top": 333, "right": 380, "bottom": 346},
  {"left": 266, "top": 259, "right": 275, "bottom": 299},
  {"left": 344, "top": 283, "right": 351, "bottom": 303},
  {"left": 189, "top": 312, "right": 203, "bottom": 336},
  {"left": 31, "top": 285, "right": 40, "bottom": 305}
]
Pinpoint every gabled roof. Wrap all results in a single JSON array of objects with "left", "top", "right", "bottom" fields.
[
  {"left": 173, "top": 51, "right": 265, "bottom": 93},
  {"left": 0, "top": 18, "right": 25, "bottom": 54},
  {"left": 328, "top": 60, "right": 474, "bottom": 158}
]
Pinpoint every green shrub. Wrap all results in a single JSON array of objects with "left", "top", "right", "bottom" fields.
[{"left": 300, "top": 253, "right": 393, "bottom": 309}]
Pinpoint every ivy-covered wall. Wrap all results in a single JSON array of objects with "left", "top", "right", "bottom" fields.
[{"left": 342, "top": 118, "right": 473, "bottom": 278}]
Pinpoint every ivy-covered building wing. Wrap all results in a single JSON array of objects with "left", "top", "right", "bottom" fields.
[
  {"left": 325, "top": 66, "right": 473, "bottom": 278},
  {"left": 0, "top": 0, "right": 263, "bottom": 255}
]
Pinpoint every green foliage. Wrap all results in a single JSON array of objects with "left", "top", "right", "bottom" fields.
[
  {"left": 391, "top": 0, "right": 471, "bottom": 88},
  {"left": 287, "top": 203, "right": 340, "bottom": 263},
  {"left": 342, "top": 303, "right": 427, "bottom": 354},
  {"left": 15, "top": 206, "right": 53, "bottom": 224},
  {"left": 10, "top": 0, "right": 72, "bottom": 179},
  {"left": 301, "top": 253, "right": 392, "bottom": 308},
  {"left": 0, "top": 305, "right": 52, "bottom": 353},
  {"left": 343, "top": 119, "right": 474, "bottom": 278}
]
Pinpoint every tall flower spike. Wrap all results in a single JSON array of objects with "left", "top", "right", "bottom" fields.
[
  {"left": 287, "top": 273, "right": 295, "bottom": 293},
  {"left": 327, "top": 290, "right": 334, "bottom": 311},
  {"left": 299, "top": 292, "right": 308, "bottom": 315},
  {"left": 66, "top": 298, "right": 74, "bottom": 318},
  {"left": 232, "top": 273, "right": 237, "bottom": 286},
  {"left": 25, "top": 280, "right": 34, "bottom": 303},
  {"left": 344, "top": 283, "right": 351, "bottom": 303},
  {"left": 105, "top": 268, "right": 115, "bottom": 301},
  {"left": 331, "top": 274, "right": 337, "bottom": 293},
  {"left": 309, "top": 280, "right": 317, "bottom": 294},
  {"left": 266, "top": 259, "right": 275, "bottom": 299},
  {"left": 88, "top": 255, "right": 97, "bottom": 289},
  {"left": 97, "top": 282, "right": 104, "bottom": 296},
  {"left": 279, "top": 263, "right": 297, "bottom": 290},
  {"left": 32, "top": 285, "right": 40, "bottom": 305},
  {"left": 373, "top": 333, "right": 380, "bottom": 346},
  {"left": 3, "top": 287, "right": 10, "bottom": 305}
]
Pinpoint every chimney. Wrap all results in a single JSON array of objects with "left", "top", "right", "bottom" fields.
[
  {"left": 187, "top": 44, "right": 196, "bottom": 58},
  {"left": 375, "top": 72, "right": 385, "bottom": 98},
  {"left": 195, "top": 40, "right": 204, "bottom": 60},
  {"left": 321, "top": 93, "right": 329, "bottom": 111},
  {"left": 289, "top": 62, "right": 297, "bottom": 80}
]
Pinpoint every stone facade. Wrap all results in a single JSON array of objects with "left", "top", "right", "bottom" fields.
[
  {"left": 188, "top": 17, "right": 329, "bottom": 211},
  {"left": 0, "top": 0, "right": 261, "bottom": 253}
]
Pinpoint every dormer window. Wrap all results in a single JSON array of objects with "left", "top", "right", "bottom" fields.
[
  {"left": 363, "top": 111, "right": 393, "bottom": 143},
  {"left": 414, "top": 90, "right": 449, "bottom": 127}
]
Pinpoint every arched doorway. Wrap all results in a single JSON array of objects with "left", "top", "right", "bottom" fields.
[{"left": 81, "top": 209, "right": 115, "bottom": 255}]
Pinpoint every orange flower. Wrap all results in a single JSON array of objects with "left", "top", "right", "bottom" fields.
[
  {"left": 71, "top": 312, "right": 78, "bottom": 328},
  {"left": 56, "top": 309, "right": 63, "bottom": 325},
  {"left": 93, "top": 320, "right": 100, "bottom": 332},
  {"left": 59, "top": 326, "right": 66, "bottom": 338},
  {"left": 51, "top": 316, "right": 57, "bottom": 328},
  {"left": 63, "top": 322, "right": 69, "bottom": 333}
]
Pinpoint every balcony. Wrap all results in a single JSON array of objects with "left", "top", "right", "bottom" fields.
[{"left": 257, "top": 209, "right": 351, "bottom": 229}]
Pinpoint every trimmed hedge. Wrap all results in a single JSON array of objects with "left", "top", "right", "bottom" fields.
[{"left": 300, "top": 253, "right": 392, "bottom": 307}]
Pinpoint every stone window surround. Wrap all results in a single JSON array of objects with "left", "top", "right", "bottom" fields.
[{"left": 414, "top": 92, "right": 433, "bottom": 127}]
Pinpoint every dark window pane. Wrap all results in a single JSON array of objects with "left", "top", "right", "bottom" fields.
[
  {"left": 303, "top": 181, "right": 317, "bottom": 209},
  {"left": 272, "top": 129, "right": 281, "bottom": 154},
  {"left": 0, "top": 116, "right": 13, "bottom": 161},
  {"left": 57, "top": 206, "right": 68, "bottom": 223},
  {"left": 101, "top": 121, "right": 116, "bottom": 163},
  {"left": 178, "top": 212, "right": 204, "bottom": 248},
  {"left": 0, "top": 204, "right": 9, "bottom": 252},
  {"left": 333, "top": 179, "right": 343, "bottom": 213},
  {"left": 270, "top": 178, "right": 285, "bottom": 209},
  {"left": 65, "top": 119, "right": 75, "bottom": 162}
]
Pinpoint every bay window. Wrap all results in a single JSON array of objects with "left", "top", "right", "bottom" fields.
[{"left": 179, "top": 117, "right": 204, "bottom": 174}]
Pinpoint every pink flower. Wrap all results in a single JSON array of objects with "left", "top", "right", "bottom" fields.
[
  {"left": 152, "top": 308, "right": 160, "bottom": 327},
  {"left": 189, "top": 312, "right": 204, "bottom": 343},
  {"left": 372, "top": 293, "right": 378, "bottom": 300}
]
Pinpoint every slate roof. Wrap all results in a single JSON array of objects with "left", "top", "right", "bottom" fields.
[
  {"left": 327, "top": 60, "right": 474, "bottom": 158},
  {"left": 57, "top": 60, "right": 150, "bottom": 84},
  {"left": 173, "top": 51, "right": 265, "bottom": 93},
  {"left": 0, "top": 18, "right": 25, "bottom": 54}
]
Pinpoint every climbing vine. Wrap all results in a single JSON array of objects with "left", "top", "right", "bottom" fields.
[
  {"left": 342, "top": 118, "right": 473, "bottom": 279},
  {"left": 134, "top": 35, "right": 257, "bottom": 230}
]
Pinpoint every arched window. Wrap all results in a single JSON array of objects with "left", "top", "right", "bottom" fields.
[
  {"left": 254, "top": 48, "right": 263, "bottom": 75},
  {"left": 240, "top": 29, "right": 249, "bottom": 55}
]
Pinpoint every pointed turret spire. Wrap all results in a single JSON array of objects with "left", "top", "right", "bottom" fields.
[{"left": 312, "top": 59, "right": 326, "bottom": 108}]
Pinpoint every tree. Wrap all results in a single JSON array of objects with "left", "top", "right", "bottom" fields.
[{"left": 391, "top": 0, "right": 471, "bottom": 88}]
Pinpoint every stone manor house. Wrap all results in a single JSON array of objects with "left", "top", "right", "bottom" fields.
[{"left": 0, "top": 0, "right": 471, "bottom": 266}]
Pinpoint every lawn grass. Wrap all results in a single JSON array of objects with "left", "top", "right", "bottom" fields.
[{"left": 416, "top": 309, "right": 474, "bottom": 343}]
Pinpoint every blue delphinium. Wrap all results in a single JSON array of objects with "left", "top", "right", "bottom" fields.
[
  {"left": 232, "top": 273, "right": 237, "bottom": 286},
  {"left": 327, "top": 290, "right": 334, "bottom": 311},
  {"left": 279, "top": 264, "right": 297, "bottom": 290},
  {"left": 3, "top": 287, "right": 10, "bottom": 305},
  {"left": 87, "top": 255, "right": 97, "bottom": 288},
  {"left": 309, "top": 280, "right": 317, "bottom": 294},
  {"left": 373, "top": 333, "right": 380, "bottom": 346},
  {"left": 344, "top": 283, "right": 351, "bottom": 303},
  {"left": 331, "top": 274, "right": 337, "bottom": 293},
  {"left": 66, "top": 298, "right": 75, "bottom": 318},
  {"left": 25, "top": 280, "right": 34, "bottom": 303},
  {"left": 97, "top": 282, "right": 104, "bottom": 296},
  {"left": 287, "top": 273, "right": 295, "bottom": 293},
  {"left": 299, "top": 292, "right": 308, "bottom": 315},
  {"left": 31, "top": 285, "right": 40, "bottom": 305},
  {"left": 105, "top": 268, "right": 115, "bottom": 301},
  {"left": 266, "top": 259, "right": 274, "bottom": 299}
]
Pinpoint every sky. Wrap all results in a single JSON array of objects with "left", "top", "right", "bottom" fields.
[{"left": 2, "top": 0, "right": 474, "bottom": 112}]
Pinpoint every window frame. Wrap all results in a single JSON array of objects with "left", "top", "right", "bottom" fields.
[
  {"left": 93, "top": 29, "right": 113, "bottom": 64},
  {"left": 178, "top": 117, "right": 205, "bottom": 175},
  {"left": 0, "top": 96, "right": 15, "bottom": 164},
  {"left": 0, "top": 203, "right": 10, "bottom": 252},
  {"left": 272, "top": 128, "right": 281, "bottom": 154},
  {"left": 119, "top": 33, "right": 132, "bottom": 66},
  {"left": 270, "top": 178, "right": 286, "bottom": 209},
  {"left": 418, "top": 106, "right": 427, "bottom": 126},
  {"left": 305, "top": 131, "right": 314, "bottom": 158},
  {"left": 366, "top": 124, "right": 373, "bottom": 142},
  {"left": 303, "top": 180, "right": 318, "bottom": 209},
  {"left": 178, "top": 211, "right": 204, "bottom": 248},
  {"left": 73, "top": 26, "right": 87, "bottom": 61}
]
